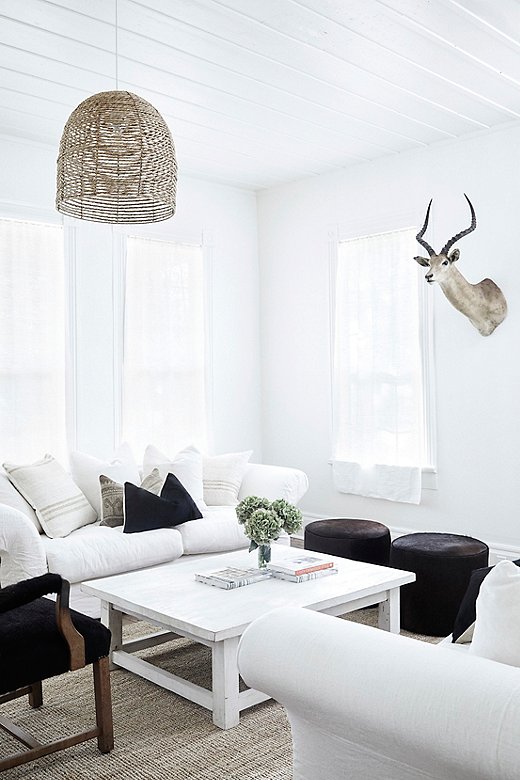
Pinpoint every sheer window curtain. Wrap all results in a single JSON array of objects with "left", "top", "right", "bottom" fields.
[
  {"left": 121, "top": 237, "right": 207, "bottom": 458},
  {"left": 0, "top": 219, "right": 67, "bottom": 463},
  {"left": 332, "top": 228, "right": 424, "bottom": 504}
]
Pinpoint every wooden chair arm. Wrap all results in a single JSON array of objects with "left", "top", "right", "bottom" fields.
[{"left": 55, "top": 580, "right": 85, "bottom": 671}]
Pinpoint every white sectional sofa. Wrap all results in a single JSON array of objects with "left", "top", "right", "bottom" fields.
[
  {"left": 0, "top": 463, "right": 308, "bottom": 618},
  {"left": 238, "top": 607, "right": 520, "bottom": 780}
]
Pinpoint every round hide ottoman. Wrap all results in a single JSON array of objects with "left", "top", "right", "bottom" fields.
[
  {"left": 304, "top": 519, "right": 391, "bottom": 566},
  {"left": 390, "top": 533, "right": 489, "bottom": 636}
]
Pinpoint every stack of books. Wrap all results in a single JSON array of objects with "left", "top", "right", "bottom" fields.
[
  {"left": 267, "top": 554, "right": 338, "bottom": 583},
  {"left": 195, "top": 566, "right": 272, "bottom": 589}
]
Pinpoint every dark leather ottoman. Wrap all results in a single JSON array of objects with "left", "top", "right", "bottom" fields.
[
  {"left": 390, "top": 532, "right": 489, "bottom": 636},
  {"left": 304, "top": 518, "right": 391, "bottom": 566}
]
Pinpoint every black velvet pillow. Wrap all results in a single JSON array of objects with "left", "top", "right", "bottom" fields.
[
  {"left": 123, "top": 474, "right": 202, "bottom": 534},
  {"left": 452, "top": 558, "right": 520, "bottom": 642}
]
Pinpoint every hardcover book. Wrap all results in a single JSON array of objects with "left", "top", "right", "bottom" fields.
[
  {"left": 270, "top": 567, "right": 338, "bottom": 583},
  {"left": 267, "top": 554, "right": 334, "bottom": 576},
  {"left": 195, "top": 566, "right": 272, "bottom": 590}
]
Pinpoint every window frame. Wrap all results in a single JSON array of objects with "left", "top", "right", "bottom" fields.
[
  {"left": 112, "top": 224, "right": 214, "bottom": 455},
  {"left": 328, "top": 212, "right": 437, "bottom": 486}
]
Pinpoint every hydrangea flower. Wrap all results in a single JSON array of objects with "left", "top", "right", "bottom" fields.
[
  {"left": 244, "top": 508, "right": 283, "bottom": 545},
  {"left": 236, "top": 494, "right": 303, "bottom": 546},
  {"left": 235, "top": 495, "right": 271, "bottom": 525}
]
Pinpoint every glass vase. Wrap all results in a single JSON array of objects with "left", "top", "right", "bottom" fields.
[{"left": 257, "top": 543, "right": 271, "bottom": 569}]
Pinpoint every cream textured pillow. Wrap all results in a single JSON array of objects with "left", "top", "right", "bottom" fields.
[
  {"left": 3, "top": 454, "right": 96, "bottom": 539},
  {"left": 99, "top": 468, "right": 164, "bottom": 528},
  {"left": 203, "top": 450, "right": 253, "bottom": 506},
  {"left": 69, "top": 443, "right": 140, "bottom": 517},
  {"left": 469, "top": 560, "right": 520, "bottom": 667},
  {"left": 143, "top": 445, "right": 205, "bottom": 508}
]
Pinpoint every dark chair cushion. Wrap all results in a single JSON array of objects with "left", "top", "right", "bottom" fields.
[
  {"left": 0, "top": 598, "right": 111, "bottom": 695},
  {"left": 452, "top": 558, "right": 520, "bottom": 642}
]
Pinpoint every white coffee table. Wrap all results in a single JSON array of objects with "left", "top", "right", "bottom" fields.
[{"left": 82, "top": 547, "right": 414, "bottom": 729}]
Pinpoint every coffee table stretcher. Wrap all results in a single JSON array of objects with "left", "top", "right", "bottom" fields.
[{"left": 99, "top": 583, "right": 404, "bottom": 729}]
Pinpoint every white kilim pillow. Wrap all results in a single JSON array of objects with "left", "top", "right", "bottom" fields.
[
  {"left": 203, "top": 451, "right": 252, "bottom": 506},
  {"left": 3, "top": 454, "right": 97, "bottom": 539}
]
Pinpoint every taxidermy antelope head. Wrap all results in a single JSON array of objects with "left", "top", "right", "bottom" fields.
[{"left": 414, "top": 195, "right": 507, "bottom": 336}]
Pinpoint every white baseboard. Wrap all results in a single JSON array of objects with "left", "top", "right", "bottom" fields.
[{"left": 293, "top": 512, "right": 520, "bottom": 566}]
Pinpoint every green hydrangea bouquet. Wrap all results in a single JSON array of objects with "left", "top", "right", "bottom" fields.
[{"left": 236, "top": 496, "right": 303, "bottom": 568}]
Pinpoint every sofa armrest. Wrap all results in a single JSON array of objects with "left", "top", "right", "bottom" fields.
[
  {"left": 238, "top": 463, "right": 308, "bottom": 504},
  {"left": 0, "top": 504, "right": 48, "bottom": 587},
  {"left": 238, "top": 607, "right": 520, "bottom": 780}
]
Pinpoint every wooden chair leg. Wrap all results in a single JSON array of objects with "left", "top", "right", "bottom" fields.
[
  {"left": 92, "top": 657, "right": 114, "bottom": 753},
  {"left": 28, "top": 681, "right": 42, "bottom": 709}
]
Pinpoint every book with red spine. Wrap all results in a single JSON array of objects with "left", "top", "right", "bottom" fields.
[
  {"left": 267, "top": 554, "right": 334, "bottom": 577},
  {"left": 270, "top": 567, "right": 338, "bottom": 583}
]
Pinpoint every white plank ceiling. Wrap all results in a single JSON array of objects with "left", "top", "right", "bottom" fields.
[{"left": 1, "top": 0, "right": 519, "bottom": 190}]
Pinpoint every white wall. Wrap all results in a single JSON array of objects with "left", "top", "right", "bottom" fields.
[
  {"left": 0, "top": 135, "right": 262, "bottom": 462},
  {"left": 257, "top": 123, "right": 520, "bottom": 554}
]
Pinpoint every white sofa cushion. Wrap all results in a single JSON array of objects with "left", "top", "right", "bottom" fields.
[
  {"left": 3, "top": 454, "right": 97, "bottom": 538},
  {"left": 176, "top": 507, "right": 249, "bottom": 555},
  {"left": 143, "top": 444, "right": 206, "bottom": 508},
  {"left": 0, "top": 470, "right": 42, "bottom": 533},
  {"left": 41, "top": 523, "right": 184, "bottom": 583},
  {"left": 203, "top": 451, "right": 252, "bottom": 506},
  {"left": 469, "top": 560, "right": 520, "bottom": 667},
  {"left": 70, "top": 443, "right": 141, "bottom": 517}
]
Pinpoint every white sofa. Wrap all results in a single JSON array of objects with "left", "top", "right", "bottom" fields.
[
  {"left": 0, "top": 463, "right": 308, "bottom": 617},
  {"left": 238, "top": 607, "right": 520, "bottom": 780}
]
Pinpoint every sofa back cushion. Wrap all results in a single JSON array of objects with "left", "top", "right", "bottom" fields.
[
  {"left": 3, "top": 455, "right": 97, "bottom": 539},
  {"left": 143, "top": 444, "right": 206, "bottom": 509},
  {"left": 0, "top": 471, "right": 43, "bottom": 533},
  {"left": 70, "top": 443, "right": 141, "bottom": 517}
]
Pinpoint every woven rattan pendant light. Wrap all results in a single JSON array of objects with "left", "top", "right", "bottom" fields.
[{"left": 56, "top": 2, "right": 176, "bottom": 224}]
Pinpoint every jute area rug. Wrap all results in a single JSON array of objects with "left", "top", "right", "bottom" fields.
[{"left": 0, "top": 609, "right": 439, "bottom": 780}]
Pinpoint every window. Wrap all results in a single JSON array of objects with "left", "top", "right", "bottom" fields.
[
  {"left": 0, "top": 218, "right": 67, "bottom": 462},
  {"left": 121, "top": 236, "right": 207, "bottom": 457},
  {"left": 332, "top": 226, "right": 434, "bottom": 503}
]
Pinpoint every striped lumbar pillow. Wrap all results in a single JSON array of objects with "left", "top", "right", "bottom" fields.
[
  {"left": 3, "top": 454, "right": 97, "bottom": 538},
  {"left": 202, "top": 451, "right": 252, "bottom": 506}
]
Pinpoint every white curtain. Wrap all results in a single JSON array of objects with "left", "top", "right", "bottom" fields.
[
  {"left": 332, "top": 227, "right": 423, "bottom": 503},
  {"left": 122, "top": 237, "right": 206, "bottom": 458},
  {"left": 0, "top": 219, "right": 67, "bottom": 463}
]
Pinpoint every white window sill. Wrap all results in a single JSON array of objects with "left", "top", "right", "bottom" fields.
[{"left": 327, "top": 461, "right": 437, "bottom": 491}]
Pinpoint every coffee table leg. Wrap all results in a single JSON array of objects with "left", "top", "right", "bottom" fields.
[
  {"left": 212, "top": 637, "right": 240, "bottom": 729},
  {"left": 101, "top": 601, "right": 123, "bottom": 670},
  {"left": 378, "top": 588, "right": 400, "bottom": 634}
]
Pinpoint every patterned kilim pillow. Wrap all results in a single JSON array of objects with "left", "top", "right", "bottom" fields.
[{"left": 99, "top": 468, "right": 163, "bottom": 528}]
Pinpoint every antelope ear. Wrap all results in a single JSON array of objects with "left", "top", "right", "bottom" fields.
[
  {"left": 449, "top": 249, "right": 460, "bottom": 263},
  {"left": 414, "top": 256, "right": 430, "bottom": 268}
]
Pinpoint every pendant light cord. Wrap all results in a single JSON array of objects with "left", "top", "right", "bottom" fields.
[{"left": 115, "top": 0, "right": 119, "bottom": 90}]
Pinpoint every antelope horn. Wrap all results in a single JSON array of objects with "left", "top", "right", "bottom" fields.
[
  {"left": 440, "top": 194, "right": 477, "bottom": 256},
  {"left": 416, "top": 199, "right": 435, "bottom": 257}
]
